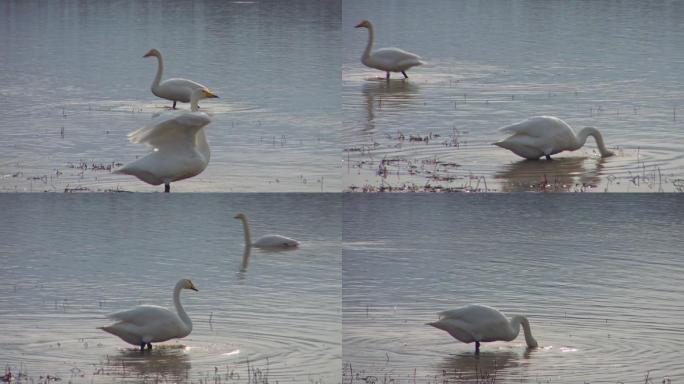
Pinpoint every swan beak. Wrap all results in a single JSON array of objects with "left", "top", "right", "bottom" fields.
[
  {"left": 354, "top": 22, "right": 363, "bottom": 28},
  {"left": 143, "top": 50, "right": 154, "bottom": 58},
  {"left": 203, "top": 90, "right": 219, "bottom": 99},
  {"left": 190, "top": 286, "right": 198, "bottom": 292}
]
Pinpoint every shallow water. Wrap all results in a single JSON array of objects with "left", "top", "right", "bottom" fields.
[
  {"left": 343, "top": 0, "right": 684, "bottom": 192},
  {"left": 0, "top": 0, "right": 340, "bottom": 192},
  {"left": 0, "top": 194, "right": 341, "bottom": 383},
  {"left": 342, "top": 194, "right": 684, "bottom": 383}
]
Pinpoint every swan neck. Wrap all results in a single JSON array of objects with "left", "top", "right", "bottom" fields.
[
  {"left": 362, "top": 25, "right": 374, "bottom": 61},
  {"left": 196, "top": 129, "right": 210, "bottom": 159},
  {"left": 151, "top": 54, "right": 163, "bottom": 92},
  {"left": 190, "top": 91, "right": 201, "bottom": 112},
  {"left": 173, "top": 281, "right": 192, "bottom": 332},
  {"left": 578, "top": 127, "right": 612, "bottom": 156},
  {"left": 511, "top": 315, "right": 537, "bottom": 347},
  {"left": 240, "top": 216, "right": 252, "bottom": 247}
]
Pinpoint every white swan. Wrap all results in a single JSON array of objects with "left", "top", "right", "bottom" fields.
[
  {"left": 494, "top": 116, "right": 615, "bottom": 160},
  {"left": 98, "top": 278, "right": 198, "bottom": 351},
  {"left": 114, "top": 88, "right": 216, "bottom": 192},
  {"left": 234, "top": 213, "right": 300, "bottom": 249},
  {"left": 355, "top": 20, "right": 424, "bottom": 80},
  {"left": 428, "top": 304, "right": 538, "bottom": 354},
  {"left": 144, "top": 48, "right": 218, "bottom": 109}
]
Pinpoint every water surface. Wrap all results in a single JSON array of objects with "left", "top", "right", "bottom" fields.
[
  {"left": 0, "top": 0, "right": 340, "bottom": 192},
  {"left": 0, "top": 194, "right": 341, "bottom": 383},
  {"left": 343, "top": 194, "right": 684, "bottom": 383},
  {"left": 343, "top": 0, "right": 684, "bottom": 192}
]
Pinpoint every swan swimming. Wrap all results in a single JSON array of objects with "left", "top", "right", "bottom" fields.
[
  {"left": 114, "top": 88, "right": 217, "bottom": 192},
  {"left": 355, "top": 20, "right": 424, "bottom": 80},
  {"left": 144, "top": 48, "right": 218, "bottom": 109},
  {"left": 494, "top": 116, "right": 615, "bottom": 160},
  {"left": 98, "top": 278, "right": 198, "bottom": 351},
  {"left": 428, "top": 304, "right": 538, "bottom": 354},
  {"left": 234, "top": 213, "right": 300, "bottom": 249}
]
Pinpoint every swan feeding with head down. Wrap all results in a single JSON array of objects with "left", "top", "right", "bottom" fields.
[
  {"left": 428, "top": 304, "right": 538, "bottom": 354},
  {"left": 114, "top": 88, "right": 216, "bottom": 192},
  {"left": 355, "top": 20, "right": 424, "bottom": 80},
  {"left": 144, "top": 48, "right": 218, "bottom": 109},
  {"left": 234, "top": 213, "right": 300, "bottom": 249},
  {"left": 494, "top": 116, "right": 615, "bottom": 160},
  {"left": 98, "top": 278, "right": 198, "bottom": 351}
]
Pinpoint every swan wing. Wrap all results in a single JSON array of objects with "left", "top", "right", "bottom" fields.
[
  {"left": 253, "top": 234, "right": 300, "bottom": 248},
  {"left": 106, "top": 305, "right": 175, "bottom": 326},
  {"left": 127, "top": 112, "right": 211, "bottom": 150},
  {"left": 498, "top": 116, "right": 571, "bottom": 138},
  {"left": 371, "top": 48, "right": 423, "bottom": 68},
  {"left": 157, "top": 78, "right": 210, "bottom": 102}
]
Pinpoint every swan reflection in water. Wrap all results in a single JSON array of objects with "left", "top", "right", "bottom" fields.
[
  {"left": 361, "top": 80, "right": 419, "bottom": 133},
  {"left": 494, "top": 156, "right": 608, "bottom": 192},
  {"left": 104, "top": 346, "right": 191, "bottom": 380},
  {"left": 435, "top": 349, "right": 535, "bottom": 382}
]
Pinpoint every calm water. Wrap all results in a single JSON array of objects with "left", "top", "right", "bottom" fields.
[
  {"left": 0, "top": 0, "right": 340, "bottom": 192},
  {"left": 343, "top": 1, "right": 684, "bottom": 192},
  {"left": 0, "top": 194, "right": 341, "bottom": 383},
  {"left": 343, "top": 194, "right": 684, "bottom": 383}
]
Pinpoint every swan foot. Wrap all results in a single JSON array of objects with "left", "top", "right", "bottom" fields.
[
  {"left": 475, "top": 341, "right": 480, "bottom": 355},
  {"left": 545, "top": 155, "right": 552, "bottom": 161},
  {"left": 172, "top": 101, "right": 177, "bottom": 109},
  {"left": 402, "top": 71, "right": 408, "bottom": 79},
  {"left": 164, "top": 183, "right": 170, "bottom": 193}
]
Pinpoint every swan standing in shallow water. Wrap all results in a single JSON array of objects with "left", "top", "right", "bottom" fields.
[
  {"left": 428, "top": 304, "right": 538, "bottom": 354},
  {"left": 494, "top": 116, "right": 615, "bottom": 160},
  {"left": 355, "top": 20, "right": 424, "bottom": 80},
  {"left": 144, "top": 48, "right": 218, "bottom": 109},
  {"left": 234, "top": 213, "right": 300, "bottom": 249},
  {"left": 114, "top": 88, "right": 217, "bottom": 192},
  {"left": 98, "top": 278, "right": 198, "bottom": 351}
]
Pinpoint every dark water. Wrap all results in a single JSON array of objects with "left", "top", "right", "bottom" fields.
[
  {"left": 0, "top": 0, "right": 340, "bottom": 192},
  {"left": 343, "top": 194, "right": 684, "bottom": 383},
  {"left": 0, "top": 194, "right": 341, "bottom": 383},
  {"left": 343, "top": 0, "right": 684, "bottom": 192}
]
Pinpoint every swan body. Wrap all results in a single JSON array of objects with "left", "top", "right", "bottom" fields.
[
  {"left": 355, "top": 20, "right": 423, "bottom": 80},
  {"left": 115, "top": 89, "right": 216, "bottom": 192},
  {"left": 144, "top": 48, "right": 218, "bottom": 109},
  {"left": 234, "top": 213, "right": 300, "bottom": 249},
  {"left": 494, "top": 116, "right": 615, "bottom": 160},
  {"left": 98, "top": 278, "right": 198, "bottom": 350},
  {"left": 428, "top": 304, "right": 538, "bottom": 354}
]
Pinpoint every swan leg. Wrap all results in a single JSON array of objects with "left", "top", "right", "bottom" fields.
[
  {"left": 140, "top": 342, "right": 145, "bottom": 351},
  {"left": 146, "top": 343, "right": 153, "bottom": 350},
  {"left": 402, "top": 71, "right": 408, "bottom": 79},
  {"left": 545, "top": 154, "right": 552, "bottom": 161},
  {"left": 475, "top": 341, "right": 480, "bottom": 355},
  {"left": 164, "top": 182, "right": 170, "bottom": 193},
  {"left": 385, "top": 72, "right": 390, "bottom": 81},
  {"left": 172, "top": 100, "right": 177, "bottom": 109}
]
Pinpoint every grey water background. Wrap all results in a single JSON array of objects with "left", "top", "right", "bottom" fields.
[
  {"left": 343, "top": 0, "right": 684, "bottom": 192},
  {"left": 0, "top": 0, "right": 340, "bottom": 192},
  {"left": 0, "top": 193, "right": 341, "bottom": 383},
  {"left": 343, "top": 194, "right": 684, "bottom": 383}
]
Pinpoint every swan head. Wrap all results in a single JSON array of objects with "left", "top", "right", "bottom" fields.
[
  {"left": 180, "top": 278, "right": 199, "bottom": 292},
  {"left": 143, "top": 49, "right": 161, "bottom": 58},
  {"left": 202, "top": 89, "right": 219, "bottom": 99},
  {"left": 233, "top": 213, "right": 247, "bottom": 220},
  {"left": 355, "top": 20, "right": 372, "bottom": 29}
]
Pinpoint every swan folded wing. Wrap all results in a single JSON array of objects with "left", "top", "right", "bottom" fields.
[
  {"left": 105, "top": 305, "right": 175, "bottom": 326},
  {"left": 159, "top": 78, "right": 209, "bottom": 102},
  {"left": 498, "top": 116, "right": 566, "bottom": 137},
  {"left": 372, "top": 48, "right": 423, "bottom": 69},
  {"left": 128, "top": 113, "right": 211, "bottom": 149}
]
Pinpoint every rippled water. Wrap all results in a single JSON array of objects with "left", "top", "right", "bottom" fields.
[
  {"left": 343, "top": 194, "right": 684, "bottom": 383},
  {"left": 0, "top": 0, "right": 340, "bottom": 192},
  {"left": 0, "top": 194, "right": 341, "bottom": 383},
  {"left": 343, "top": 0, "right": 684, "bottom": 192}
]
